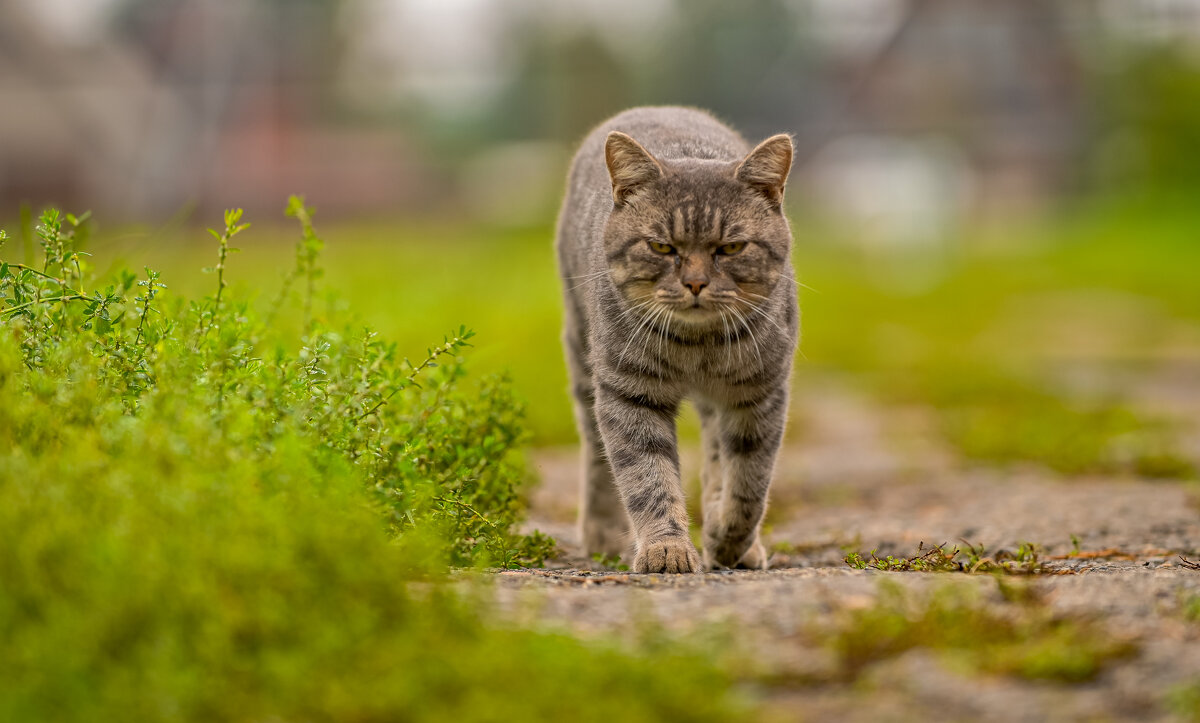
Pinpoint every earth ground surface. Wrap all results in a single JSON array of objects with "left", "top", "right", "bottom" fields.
[{"left": 497, "top": 373, "right": 1200, "bottom": 722}]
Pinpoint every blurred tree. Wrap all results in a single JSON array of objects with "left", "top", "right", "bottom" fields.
[
  {"left": 489, "top": 25, "right": 635, "bottom": 143},
  {"left": 1095, "top": 46, "right": 1200, "bottom": 193},
  {"left": 476, "top": 1, "right": 809, "bottom": 145},
  {"left": 638, "top": 0, "right": 804, "bottom": 137}
]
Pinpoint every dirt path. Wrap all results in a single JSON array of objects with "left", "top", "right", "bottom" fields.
[{"left": 501, "top": 380, "right": 1200, "bottom": 721}]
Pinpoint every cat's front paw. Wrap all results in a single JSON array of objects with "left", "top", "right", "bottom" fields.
[{"left": 633, "top": 536, "right": 701, "bottom": 574}]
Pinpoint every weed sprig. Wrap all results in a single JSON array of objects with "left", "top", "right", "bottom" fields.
[{"left": 845, "top": 541, "right": 1045, "bottom": 575}]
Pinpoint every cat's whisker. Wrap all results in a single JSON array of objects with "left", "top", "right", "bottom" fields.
[
  {"left": 646, "top": 305, "right": 672, "bottom": 367},
  {"left": 729, "top": 307, "right": 751, "bottom": 366},
  {"left": 714, "top": 303, "right": 734, "bottom": 350},
  {"left": 615, "top": 314, "right": 649, "bottom": 371},
  {"left": 778, "top": 274, "right": 818, "bottom": 294},
  {"left": 728, "top": 291, "right": 785, "bottom": 326},
  {"left": 564, "top": 270, "right": 612, "bottom": 292},
  {"left": 731, "top": 294, "right": 806, "bottom": 360},
  {"left": 614, "top": 297, "right": 659, "bottom": 324},
  {"left": 733, "top": 296, "right": 787, "bottom": 337},
  {"left": 653, "top": 306, "right": 670, "bottom": 361},
  {"left": 717, "top": 307, "right": 734, "bottom": 370},
  {"left": 616, "top": 299, "right": 665, "bottom": 370},
  {"left": 737, "top": 290, "right": 781, "bottom": 309},
  {"left": 727, "top": 304, "right": 764, "bottom": 370},
  {"left": 616, "top": 307, "right": 654, "bottom": 369}
]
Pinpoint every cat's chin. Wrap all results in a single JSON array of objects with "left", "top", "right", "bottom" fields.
[{"left": 667, "top": 306, "right": 723, "bottom": 328}]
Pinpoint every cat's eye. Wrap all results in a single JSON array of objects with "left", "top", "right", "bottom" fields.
[
  {"left": 715, "top": 241, "right": 747, "bottom": 256},
  {"left": 647, "top": 241, "right": 675, "bottom": 255}
]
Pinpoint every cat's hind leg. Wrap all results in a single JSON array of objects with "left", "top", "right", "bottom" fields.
[
  {"left": 564, "top": 308, "right": 631, "bottom": 560},
  {"left": 702, "top": 385, "right": 789, "bottom": 569},
  {"left": 696, "top": 399, "right": 729, "bottom": 569}
]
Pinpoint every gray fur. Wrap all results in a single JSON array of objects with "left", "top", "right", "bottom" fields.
[{"left": 555, "top": 106, "right": 798, "bottom": 573}]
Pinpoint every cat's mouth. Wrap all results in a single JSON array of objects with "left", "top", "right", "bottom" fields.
[
  {"left": 666, "top": 303, "right": 722, "bottom": 326},
  {"left": 648, "top": 294, "right": 736, "bottom": 326}
]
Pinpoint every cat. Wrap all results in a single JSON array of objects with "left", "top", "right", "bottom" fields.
[{"left": 555, "top": 106, "right": 798, "bottom": 573}]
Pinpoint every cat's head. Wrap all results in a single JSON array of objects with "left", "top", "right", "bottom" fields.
[{"left": 602, "top": 131, "right": 793, "bottom": 330}]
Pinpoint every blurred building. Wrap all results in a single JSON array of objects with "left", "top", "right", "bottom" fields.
[
  {"left": 0, "top": 0, "right": 433, "bottom": 222},
  {"left": 799, "top": 0, "right": 1085, "bottom": 247}
]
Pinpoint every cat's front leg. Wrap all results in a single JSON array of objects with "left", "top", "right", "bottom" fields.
[
  {"left": 703, "top": 384, "right": 789, "bottom": 569},
  {"left": 592, "top": 377, "right": 699, "bottom": 573}
]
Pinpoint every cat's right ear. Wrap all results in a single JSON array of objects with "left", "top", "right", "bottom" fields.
[{"left": 605, "top": 131, "right": 663, "bottom": 205}]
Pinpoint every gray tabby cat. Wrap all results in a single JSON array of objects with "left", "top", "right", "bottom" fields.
[{"left": 556, "top": 106, "right": 798, "bottom": 574}]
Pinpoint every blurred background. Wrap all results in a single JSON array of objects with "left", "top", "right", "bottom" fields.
[
  {"left": 8, "top": 0, "right": 1200, "bottom": 225},
  {"left": 2, "top": 0, "right": 1199, "bottom": 470}
]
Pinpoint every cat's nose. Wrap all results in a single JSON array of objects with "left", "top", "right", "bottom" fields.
[{"left": 683, "top": 278, "right": 708, "bottom": 296}]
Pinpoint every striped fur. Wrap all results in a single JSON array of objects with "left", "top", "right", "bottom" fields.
[{"left": 555, "top": 107, "right": 798, "bottom": 573}]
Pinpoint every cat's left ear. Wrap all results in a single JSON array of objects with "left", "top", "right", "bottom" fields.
[
  {"left": 736, "top": 134, "right": 793, "bottom": 208},
  {"left": 606, "top": 131, "right": 664, "bottom": 205}
]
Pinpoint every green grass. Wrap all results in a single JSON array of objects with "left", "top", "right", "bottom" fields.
[
  {"left": 791, "top": 200, "right": 1200, "bottom": 476},
  {"left": 1184, "top": 594, "right": 1200, "bottom": 624},
  {"left": 821, "top": 581, "right": 1137, "bottom": 683},
  {"left": 20, "top": 196, "right": 1200, "bottom": 459},
  {"left": 1171, "top": 680, "right": 1200, "bottom": 722},
  {"left": 884, "top": 369, "right": 1195, "bottom": 477}
]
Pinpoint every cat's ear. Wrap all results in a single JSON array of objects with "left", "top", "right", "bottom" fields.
[
  {"left": 605, "top": 131, "right": 663, "bottom": 205},
  {"left": 736, "top": 134, "right": 793, "bottom": 208}
]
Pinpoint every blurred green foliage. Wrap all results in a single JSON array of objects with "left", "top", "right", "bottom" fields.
[
  {"left": 1095, "top": 47, "right": 1200, "bottom": 193},
  {"left": 83, "top": 197, "right": 1200, "bottom": 478}
]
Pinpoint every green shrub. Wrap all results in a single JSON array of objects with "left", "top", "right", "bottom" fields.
[
  {"left": 1, "top": 201, "right": 553, "bottom": 568},
  {"left": 0, "top": 202, "right": 746, "bottom": 722}
]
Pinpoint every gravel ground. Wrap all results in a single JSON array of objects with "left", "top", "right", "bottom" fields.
[{"left": 495, "top": 379, "right": 1200, "bottom": 722}]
